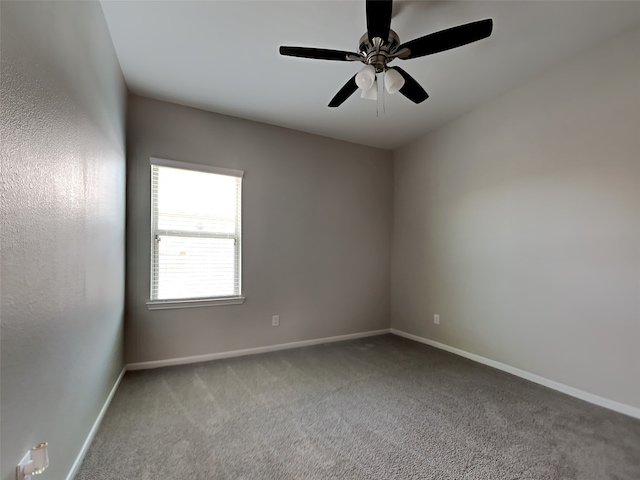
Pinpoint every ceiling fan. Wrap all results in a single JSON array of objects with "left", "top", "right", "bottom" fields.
[{"left": 279, "top": 0, "right": 493, "bottom": 107}]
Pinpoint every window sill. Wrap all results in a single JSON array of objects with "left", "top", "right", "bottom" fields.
[{"left": 146, "top": 296, "right": 245, "bottom": 310}]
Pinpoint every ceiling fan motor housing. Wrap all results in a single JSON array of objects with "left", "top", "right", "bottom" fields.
[{"left": 358, "top": 30, "right": 401, "bottom": 72}]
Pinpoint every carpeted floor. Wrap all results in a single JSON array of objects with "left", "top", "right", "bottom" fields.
[{"left": 74, "top": 334, "right": 640, "bottom": 479}]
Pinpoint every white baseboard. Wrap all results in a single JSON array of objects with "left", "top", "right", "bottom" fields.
[
  {"left": 64, "top": 328, "right": 638, "bottom": 479},
  {"left": 66, "top": 366, "right": 126, "bottom": 480},
  {"left": 127, "top": 329, "right": 392, "bottom": 371},
  {"left": 390, "top": 329, "right": 640, "bottom": 420}
]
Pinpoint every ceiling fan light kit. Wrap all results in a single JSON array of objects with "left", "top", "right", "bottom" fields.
[
  {"left": 279, "top": 0, "right": 493, "bottom": 108},
  {"left": 384, "top": 68, "right": 405, "bottom": 94},
  {"left": 355, "top": 65, "right": 376, "bottom": 90}
]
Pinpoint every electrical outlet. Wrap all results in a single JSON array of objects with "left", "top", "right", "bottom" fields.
[
  {"left": 434, "top": 314, "right": 440, "bottom": 325},
  {"left": 272, "top": 315, "right": 280, "bottom": 327}
]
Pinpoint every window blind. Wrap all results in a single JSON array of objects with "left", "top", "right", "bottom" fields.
[{"left": 150, "top": 160, "right": 242, "bottom": 301}]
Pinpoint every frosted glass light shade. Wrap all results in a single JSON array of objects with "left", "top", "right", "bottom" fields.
[
  {"left": 384, "top": 68, "right": 405, "bottom": 94},
  {"left": 360, "top": 79, "right": 378, "bottom": 101},
  {"left": 355, "top": 65, "right": 376, "bottom": 90}
]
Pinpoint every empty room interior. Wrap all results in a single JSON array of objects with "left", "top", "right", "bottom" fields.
[{"left": 2, "top": 0, "right": 639, "bottom": 479}]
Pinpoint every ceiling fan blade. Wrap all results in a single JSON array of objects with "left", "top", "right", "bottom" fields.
[
  {"left": 390, "top": 67, "right": 428, "bottom": 104},
  {"left": 328, "top": 75, "right": 359, "bottom": 107},
  {"left": 398, "top": 19, "right": 493, "bottom": 60},
  {"left": 279, "top": 46, "right": 359, "bottom": 61},
  {"left": 366, "top": 0, "right": 393, "bottom": 44}
]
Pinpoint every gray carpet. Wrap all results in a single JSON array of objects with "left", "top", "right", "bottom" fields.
[{"left": 75, "top": 335, "right": 640, "bottom": 479}]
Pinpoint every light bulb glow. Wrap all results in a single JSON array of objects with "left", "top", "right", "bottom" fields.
[{"left": 355, "top": 65, "right": 376, "bottom": 90}]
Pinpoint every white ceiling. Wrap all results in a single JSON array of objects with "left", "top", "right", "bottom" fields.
[{"left": 100, "top": 1, "right": 640, "bottom": 150}]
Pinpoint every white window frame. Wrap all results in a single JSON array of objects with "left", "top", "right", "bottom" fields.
[{"left": 146, "top": 157, "right": 245, "bottom": 310}]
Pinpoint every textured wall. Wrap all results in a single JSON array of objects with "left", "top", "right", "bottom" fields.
[
  {"left": 126, "top": 95, "right": 392, "bottom": 364},
  {"left": 0, "top": 2, "right": 126, "bottom": 479},
  {"left": 392, "top": 27, "right": 640, "bottom": 409}
]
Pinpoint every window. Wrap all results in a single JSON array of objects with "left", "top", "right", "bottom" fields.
[{"left": 148, "top": 157, "right": 244, "bottom": 309}]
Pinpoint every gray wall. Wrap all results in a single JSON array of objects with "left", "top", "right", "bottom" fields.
[
  {"left": 0, "top": 2, "right": 126, "bottom": 479},
  {"left": 126, "top": 95, "right": 392, "bottom": 364},
  {"left": 392, "top": 27, "right": 640, "bottom": 409}
]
